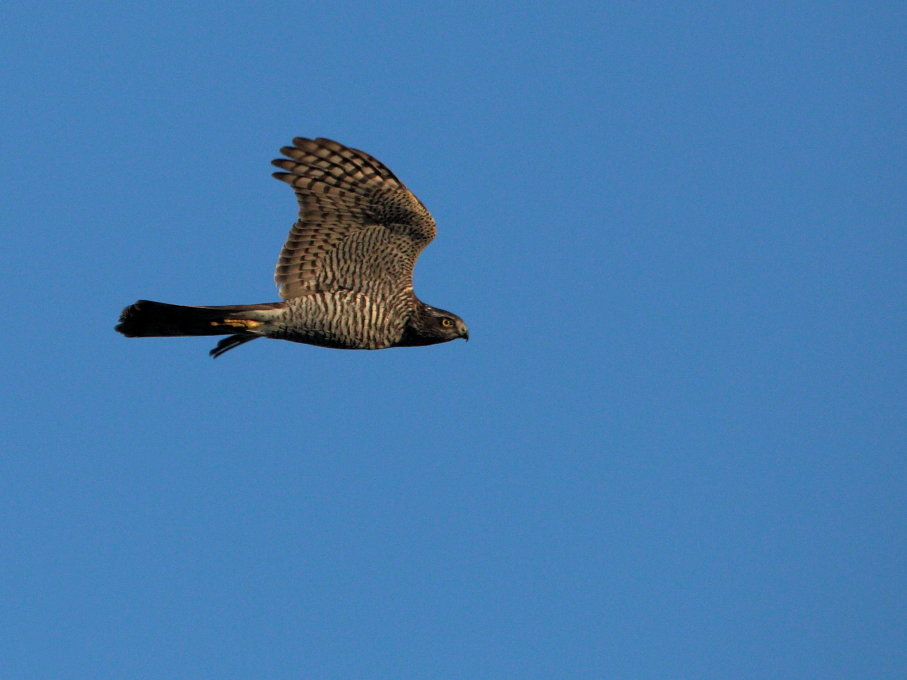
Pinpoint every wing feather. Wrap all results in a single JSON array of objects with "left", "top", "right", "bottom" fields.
[{"left": 271, "top": 138, "right": 437, "bottom": 299}]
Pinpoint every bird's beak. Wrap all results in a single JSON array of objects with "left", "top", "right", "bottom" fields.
[{"left": 459, "top": 325, "right": 469, "bottom": 342}]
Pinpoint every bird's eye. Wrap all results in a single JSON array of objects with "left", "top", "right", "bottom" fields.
[{"left": 441, "top": 318, "right": 454, "bottom": 328}]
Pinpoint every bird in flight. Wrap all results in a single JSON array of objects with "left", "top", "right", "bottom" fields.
[{"left": 116, "top": 137, "right": 469, "bottom": 358}]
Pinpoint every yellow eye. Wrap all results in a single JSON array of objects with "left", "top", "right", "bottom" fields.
[{"left": 441, "top": 318, "right": 454, "bottom": 328}]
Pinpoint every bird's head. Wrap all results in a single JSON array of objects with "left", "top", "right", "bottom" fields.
[
  {"left": 428, "top": 306, "right": 469, "bottom": 342},
  {"left": 396, "top": 303, "right": 469, "bottom": 346}
]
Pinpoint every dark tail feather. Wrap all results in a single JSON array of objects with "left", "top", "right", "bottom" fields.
[{"left": 115, "top": 299, "right": 284, "bottom": 357}]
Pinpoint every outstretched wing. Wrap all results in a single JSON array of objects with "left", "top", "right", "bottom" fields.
[{"left": 271, "top": 137, "right": 437, "bottom": 300}]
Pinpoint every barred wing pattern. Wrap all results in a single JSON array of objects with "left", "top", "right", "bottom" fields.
[{"left": 271, "top": 138, "right": 437, "bottom": 300}]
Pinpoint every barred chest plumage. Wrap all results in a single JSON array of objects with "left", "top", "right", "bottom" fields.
[{"left": 270, "top": 290, "right": 415, "bottom": 349}]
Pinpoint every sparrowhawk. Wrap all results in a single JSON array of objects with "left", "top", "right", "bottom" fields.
[{"left": 116, "top": 137, "right": 469, "bottom": 357}]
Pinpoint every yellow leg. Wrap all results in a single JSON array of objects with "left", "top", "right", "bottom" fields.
[{"left": 213, "top": 318, "right": 263, "bottom": 329}]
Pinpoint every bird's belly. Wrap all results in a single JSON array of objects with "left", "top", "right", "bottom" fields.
[{"left": 270, "top": 291, "right": 406, "bottom": 350}]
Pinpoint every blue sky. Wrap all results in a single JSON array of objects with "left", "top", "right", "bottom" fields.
[{"left": 2, "top": 2, "right": 904, "bottom": 678}]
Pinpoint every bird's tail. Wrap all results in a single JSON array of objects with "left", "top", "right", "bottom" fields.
[{"left": 115, "top": 299, "right": 285, "bottom": 357}]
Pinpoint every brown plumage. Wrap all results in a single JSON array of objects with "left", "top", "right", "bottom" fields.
[{"left": 115, "top": 137, "right": 468, "bottom": 358}]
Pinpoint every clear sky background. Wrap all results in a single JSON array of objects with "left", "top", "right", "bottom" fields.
[{"left": 2, "top": 3, "right": 904, "bottom": 679}]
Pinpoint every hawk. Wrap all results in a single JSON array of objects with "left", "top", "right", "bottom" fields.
[{"left": 116, "top": 137, "right": 469, "bottom": 358}]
